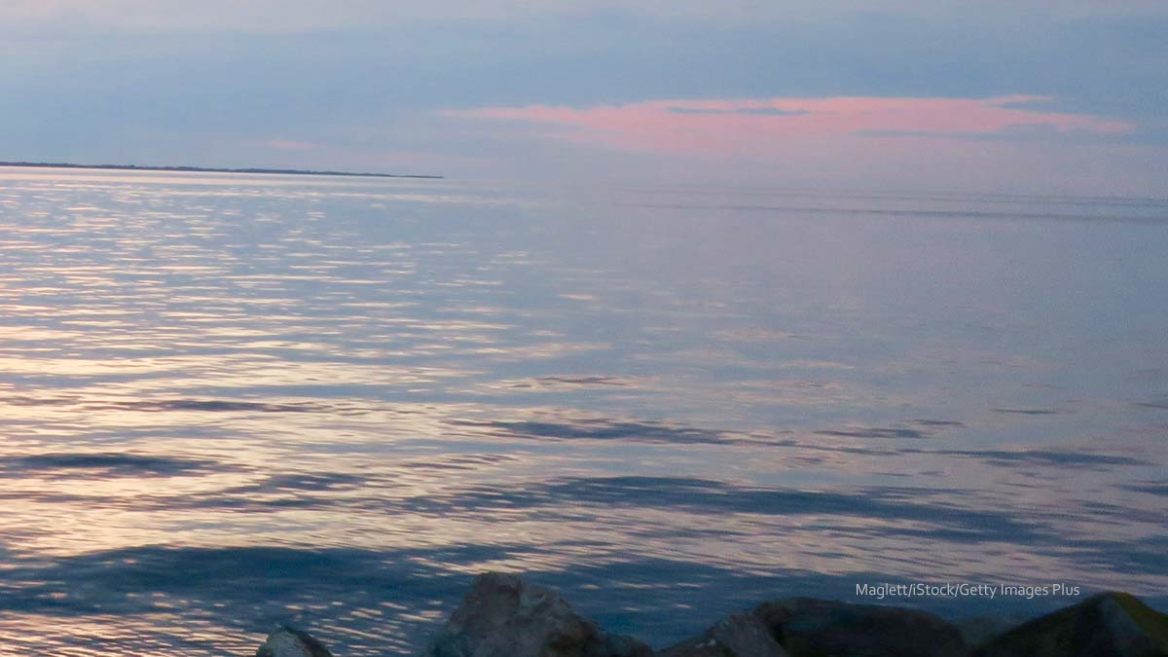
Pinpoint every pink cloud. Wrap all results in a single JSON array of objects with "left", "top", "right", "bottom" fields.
[{"left": 444, "top": 96, "right": 1134, "bottom": 155}]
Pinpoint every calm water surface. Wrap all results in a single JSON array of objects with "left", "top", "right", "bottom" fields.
[{"left": 0, "top": 168, "right": 1165, "bottom": 655}]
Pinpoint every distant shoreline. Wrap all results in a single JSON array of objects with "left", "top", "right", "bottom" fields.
[{"left": 0, "top": 161, "right": 443, "bottom": 180}]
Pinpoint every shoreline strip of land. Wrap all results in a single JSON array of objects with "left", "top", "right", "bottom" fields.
[{"left": 0, "top": 161, "right": 443, "bottom": 179}]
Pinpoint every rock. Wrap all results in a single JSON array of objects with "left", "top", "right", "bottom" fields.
[
  {"left": 753, "top": 597, "right": 966, "bottom": 657},
  {"left": 661, "top": 613, "right": 789, "bottom": 657},
  {"left": 256, "top": 624, "right": 334, "bottom": 657},
  {"left": 425, "top": 572, "right": 653, "bottom": 657},
  {"left": 956, "top": 614, "right": 1032, "bottom": 650},
  {"left": 972, "top": 592, "right": 1168, "bottom": 657}
]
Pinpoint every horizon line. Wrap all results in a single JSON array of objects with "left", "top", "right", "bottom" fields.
[{"left": 0, "top": 161, "right": 445, "bottom": 180}]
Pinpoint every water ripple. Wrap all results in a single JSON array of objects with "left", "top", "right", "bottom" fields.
[{"left": 1, "top": 170, "right": 1166, "bottom": 654}]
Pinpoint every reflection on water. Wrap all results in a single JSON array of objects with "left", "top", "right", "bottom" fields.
[{"left": 1, "top": 167, "right": 1166, "bottom": 654}]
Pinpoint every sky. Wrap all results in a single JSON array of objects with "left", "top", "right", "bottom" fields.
[{"left": 3, "top": 1, "right": 1167, "bottom": 194}]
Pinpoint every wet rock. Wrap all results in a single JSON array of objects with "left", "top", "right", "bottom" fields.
[
  {"left": 753, "top": 597, "right": 966, "bottom": 657},
  {"left": 972, "top": 592, "right": 1168, "bottom": 657},
  {"left": 424, "top": 572, "right": 653, "bottom": 657},
  {"left": 256, "top": 624, "right": 334, "bottom": 657},
  {"left": 660, "top": 613, "right": 789, "bottom": 657}
]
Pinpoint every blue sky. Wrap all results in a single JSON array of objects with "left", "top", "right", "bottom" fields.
[{"left": 3, "top": 1, "right": 1166, "bottom": 194}]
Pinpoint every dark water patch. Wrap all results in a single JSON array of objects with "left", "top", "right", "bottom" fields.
[
  {"left": 1122, "top": 482, "right": 1168, "bottom": 496},
  {"left": 826, "top": 523, "right": 1025, "bottom": 544},
  {"left": 177, "top": 472, "right": 382, "bottom": 512},
  {"left": 456, "top": 419, "right": 727, "bottom": 444},
  {"left": 534, "top": 376, "right": 628, "bottom": 386},
  {"left": 189, "top": 497, "right": 330, "bottom": 511},
  {"left": 920, "top": 448, "right": 1148, "bottom": 468},
  {"left": 911, "top": 419, "right": 966, "bottom": 428},
  {"left": 415, "top": 477, "right": 1045, "bottom": 543},
  {"left": 816, "top": 426, "right": 932, "bottom": 439},
  {"left": 0, "top": 544, "right": 509, "bottom": 615},
  {"left": 239, "top": 472, "right": 368, "bottom": 493},
  {"left": 3, "top": 452, "right": 222, "bottom": 478},
  {"left": 799, "top": 443, "right": 900, "bottom": 456},
  {"left": 1133, "top": 396, "right": 1168, "bottom": 410},
  {"left": 178, "top": 472, "right": 376, "bottom": 510},
  {"left": 1074, "top": 500, "right": 1165, "bottom": 525},
  {"left": 992, "top": 408, "right": 1062, "bottom": 416},
  {"left": 19, "top": 469, "right": 394, "bottom": 514},
  {"left": 396, "top": 461, "right": 486, "bottom": 471},
  {"left": 396, "top": 453, "right": 521, "bottom": 472},
  {"left": 91, "top": 398, "right": 327, "bottom": 413},
  {"left": 0, "top": 545, "right": 504, "bottom": 655},
  {"left": 1057, "top": 536, "right": 1168, "bottom": 574},
  {"left": 182, "top": 496, "right": 360, "bottom": 512}
]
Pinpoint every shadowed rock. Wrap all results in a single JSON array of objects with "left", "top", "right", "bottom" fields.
[
  {"left": 957, "top": 614, "right": 1033, "bottom": 651},
  {"left": 753, "top": 597, "right": 966, "bottom": 657},
  {"left": 661, "top": 613, "right": 789, "bottom": 657},
  {"left": 256, "top": 624, "right": 334, "bottom": 657},
  {"left": 972, "top": 592, "right": 1168, "bottom": 657},
  {"left": 424, "top": 572, "right": 652, "bottom": 657}
]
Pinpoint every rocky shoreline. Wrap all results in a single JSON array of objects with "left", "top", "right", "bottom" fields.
[{"left": 256, "top": 573, "right": 1168, "bottom": 657}]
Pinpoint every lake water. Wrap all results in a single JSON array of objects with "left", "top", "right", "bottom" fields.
[{"left": 0, "top": 167, "right": 1165, "bottom": 655}]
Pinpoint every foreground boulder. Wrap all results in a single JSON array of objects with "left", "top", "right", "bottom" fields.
[
  {"left": 972, "top": 592, "right": 1168, "bottom": 657},
  {"left": 425, "top": 572, "right": 653, "bottom": 657},
  {"left": 661, "top": 613, "right": 789, "bottom": 657},
  {"left": 256, "top": 624, "right": 334, "bottom": 657},
  {"left": 753, "top": 597, "right": 966, "bottom": 657}
]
